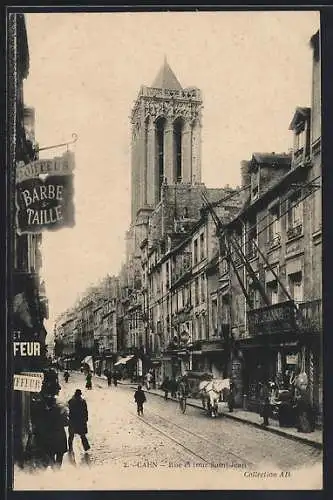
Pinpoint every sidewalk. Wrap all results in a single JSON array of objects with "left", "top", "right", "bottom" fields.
[
  {"left": 118, "top": 379, "right": 322, "bottom": 449},
  {"left": 86, "top": 373, "right": 322, "bottom": 449}
]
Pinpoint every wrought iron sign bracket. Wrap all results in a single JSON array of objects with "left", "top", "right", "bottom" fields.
[{"left": 36, "top": 133, "right": 78, "bottom": 153}]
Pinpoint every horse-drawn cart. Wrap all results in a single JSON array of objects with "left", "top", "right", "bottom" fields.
[{"left": 199, "top": 378, "right": 232, "bottom": 418}]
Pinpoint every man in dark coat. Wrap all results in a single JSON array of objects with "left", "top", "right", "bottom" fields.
[
  {"left": 134, "top": 385, "right": 146, "bottom": 416},
  {"left": 161, "top": 376, "right": 170, "bottom": 400},
  {"left": 170, "top": 377, "right": 177, "bottom": 398},
  {"left": 85, "top": 372, "right": 92, "bottom": 390},
  {"left": 259, "top": 380, "right": 271, "bottom": 426},
  {"left": 112, "top": 372, "right": 118, "bottom": 387},
  {"left": 31, "top": 393, "right": 69, "bottom": 469},
  {"left": 68, "top": 389, "right": 90, "bottom": 452},
  {"left": 106, "top": 370, "right": 112, "bottom": 387}
]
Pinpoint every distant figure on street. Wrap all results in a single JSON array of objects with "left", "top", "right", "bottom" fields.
[
  {"left": 64, "top": 371, "right": 70, "bottom": 383},
  {"left": 30, "top": 393, "right": 69, "bottom": 469},
  {"left": 170, "top": 377, "right": 177, "bottom": 398},
  {"left": 161, "top": 376, "right": 170, "bottom": 400},
  {"left": 68, "top": 389, "right": 91, "bottom": 453},
  {"left": 259, "top": 380, "right": 271, "bottom": 426},
  {"left": 85, "top": 372, "right": 92, "bottom": 390},
  {"left": 145, "top": 371, "right": 152, "bottom": 391},
  {"left": 227, "top": 381, "right": 235, "bottom": 412},
  {"left": 295, "top": 389, "right": 315, "bottom": 433},
  {"left": 106, "top": 370, "right": 112, "bottom": 387},
  {"left": 177, "top": 375, "right": 189, "bottom": 398},
  {"left": 134, "top": 385, "right": 146, "bottom": 416},
  {"left": 112, "top": 372, "right": 118, "bottom": 387}
]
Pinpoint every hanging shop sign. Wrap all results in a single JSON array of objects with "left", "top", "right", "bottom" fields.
[
  {"left": 14, "top": 374, "right": 43, "bottom": 393},
  {"left": 15, "top": 151, "right": 75, "bottom": 235},
  {"left": 247, "top": 300, "right": 296, "bottom": 336},
  {"left": 286, "top": 354, "right": 298, "bottom": 365}
]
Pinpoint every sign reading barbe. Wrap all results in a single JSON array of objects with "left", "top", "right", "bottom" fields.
[{"left": 15, "top": 151, "right": 75, "bottom": 234}]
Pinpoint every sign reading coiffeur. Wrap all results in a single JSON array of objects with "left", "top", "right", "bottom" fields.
[{"left": 16, "top": 151, "right": 75, "bottom": 234}]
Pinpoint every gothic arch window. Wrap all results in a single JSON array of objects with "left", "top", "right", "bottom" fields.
[
  {"left": 155, "top": 116, "right": 166, "bottom": 201},
  {"left": 143, "top": 116, "right": 149, "bottom": 205},
  {"left": 191, "top": 118, "right": 200, "bottom": 182},
  {"left": 173, "top": 117, "right": 184, "bottom": 183}
]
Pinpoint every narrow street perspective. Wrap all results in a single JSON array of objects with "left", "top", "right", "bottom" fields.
[
  {"left": 8, "top": 10, "right": 322, "bottom": 492},
  {"left": 14, "top": 372, "right": 322, "bottom": 490}
]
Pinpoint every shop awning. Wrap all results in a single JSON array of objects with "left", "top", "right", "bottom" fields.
[
  {"left": 114, "top": 355, "right": 134, "bottom": 366},
  {"left": 150, "top": 360, "right": 162, "bottom": 367},
  {"left": 81, "top": 355, "right": 93, "bottom": 364},
  {"left": 81, "top": 355, "right": 94, "bottom": 371}
]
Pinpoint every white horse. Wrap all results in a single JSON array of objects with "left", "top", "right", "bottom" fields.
[{"left": 199, "top": 379, "right": 231, "bottom": 418}]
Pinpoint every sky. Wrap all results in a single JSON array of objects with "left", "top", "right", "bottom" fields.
[{"left": 23, "top": 10, "right": 320, "bottom": 338}]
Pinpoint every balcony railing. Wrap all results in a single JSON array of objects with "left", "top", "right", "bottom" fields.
[
  {"left": 297, "top": 299, "right": 322, "bottom": 333},
  {"left": 139, "top": 86, "right": 201, "bottom": 101},
  {"left": 287, "top": 224, "right": 303, "bottom": 240},
  {"left": 247, "top": 300, "right": 296, "bottom": 336},
  {"left": 174, "top": 218, "right": 198, "bottom": 234},
  {"left": 293, "top": 147, "right": 305, "bottom": 166}
]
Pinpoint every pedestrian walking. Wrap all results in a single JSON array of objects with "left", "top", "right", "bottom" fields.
[
  {"left": 112, "top": 372, "right": 118, "bottom": 387},
  {"left": 85, "top": 372, "right": 92, "bottom": 390},
  {"left": 161, "top": 376, "right": 170, "bottom": 400},
  {"left": 227, "top": 381, "right": 235, "bottom": 412},
  {"left": 134, "top": 385, "right": 146, "bottom": 416},
  {"left": 106, "top": 370, "right": 112, "bottom": 387},
  {"left": 170, "top": 377, "right": 177, "bottom": 398},
  {"left": 64, "top": 371, "right": 70, "bottom": 383},
  {"left": 145, "top": 371, "right": 152, "bottom": 391},
  {"left": 259, "top": 380, "right": 271, "bottom": 426},
  {"left": 30, "top": 393, "right": 69, "bottom": 469},
  {"left": 68, "top": 389, "right": 91, "bottom": 453}
]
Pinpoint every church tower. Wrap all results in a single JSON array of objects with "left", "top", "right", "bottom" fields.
[{"left": 130, "top": 57, "right": 203, "bottom": 223}]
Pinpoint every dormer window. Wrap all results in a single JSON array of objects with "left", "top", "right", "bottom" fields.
[
  {"left": 289, "top": 107, "right": 310, "bottom": 168},
  {"left": 294, "top": 124, "right": 306, "bottom": 154}
]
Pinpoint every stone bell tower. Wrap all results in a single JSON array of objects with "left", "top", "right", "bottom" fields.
[{"left": 130, "top": 57, "right": 203, "bottom": 223}]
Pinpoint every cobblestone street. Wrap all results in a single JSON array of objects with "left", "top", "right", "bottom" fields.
[{"left": 14, "top": 372, "right": 322, "bottom": 490}]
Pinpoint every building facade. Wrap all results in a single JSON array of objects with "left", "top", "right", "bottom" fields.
[
  {"left": 54, "top": 275, "right": 120, "bottom": 372},
  {"left": 215, "top": 30, "right": 322, "bottom": 415},
  {"left": 9, "top": 13, "right": 50, "bottom": 466}
]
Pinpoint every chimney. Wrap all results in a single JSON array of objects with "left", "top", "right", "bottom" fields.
[
  {"left": 23, "top": 107, "right": 35, "bottom": 143},
  {"left": 240, "top": 160, "right": 251, "bottom": 188},
  {"left": 240, "top": 160, "right": 251, "bottom": 205}
]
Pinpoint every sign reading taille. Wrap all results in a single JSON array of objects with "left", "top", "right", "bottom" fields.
[
  {"left": 14, "top": 374, "right": 43, "bottom": 393},
  {"left": 16, "top": 151, "right": 75, "bottom": 234}
]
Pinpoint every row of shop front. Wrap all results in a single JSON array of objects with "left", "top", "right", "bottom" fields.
[
  {"left": 57, "top": 303, "right": 321, "bottom": 426},
  {"left": 142, "top": 302, "right": 322, "bottom": 424}
]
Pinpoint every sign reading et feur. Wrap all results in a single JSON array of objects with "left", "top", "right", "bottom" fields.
[{"left": 15, "top": 151, "right": 75, "bottom": 234}]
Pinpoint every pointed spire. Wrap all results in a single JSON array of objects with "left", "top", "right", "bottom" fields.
[{"left": 151, "top": 57, "right": 182, "bottom": 90}]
